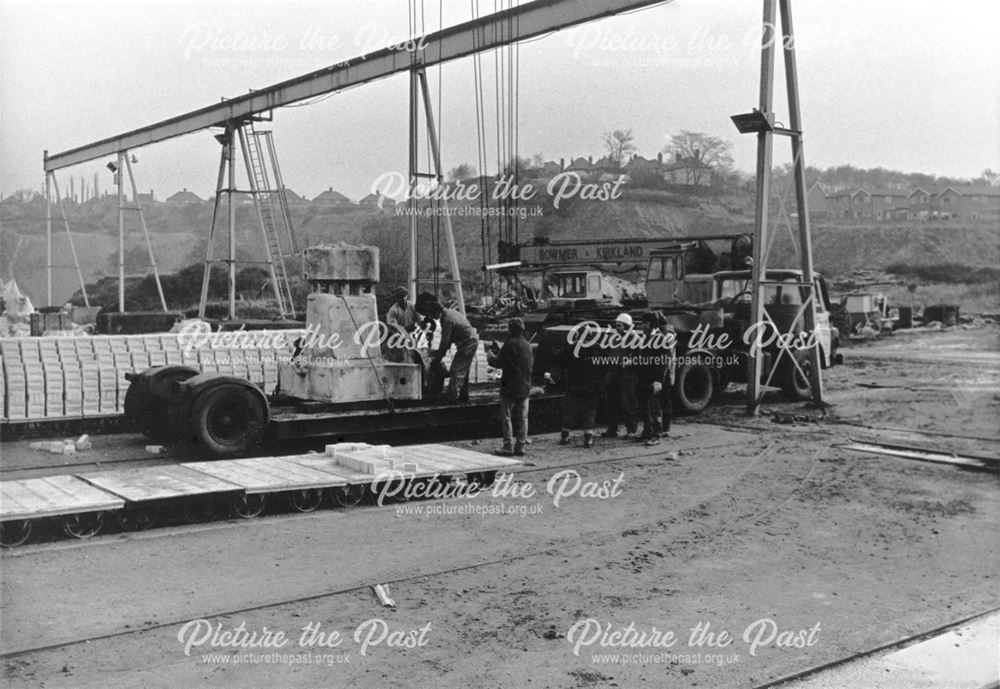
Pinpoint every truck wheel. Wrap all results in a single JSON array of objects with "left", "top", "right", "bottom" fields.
[
  {"left": 124, "top": 366, "right": 199, "bottom": 441},
  {"left": 781, "top": 351, "right": 814, "bottom": 401},
  {"left": 674, "top": 360, "right": 714, "bottom": 413},
  {"left": 190, "top": 383, "right": 267, "bottom": 457}
]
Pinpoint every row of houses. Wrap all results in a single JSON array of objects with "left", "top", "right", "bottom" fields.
[
  {"left": 541, "top": 151, "right": 717, "bottom": 187},
  {"left": 807, "top": 183, "right": 1000, "bottom": 222}
]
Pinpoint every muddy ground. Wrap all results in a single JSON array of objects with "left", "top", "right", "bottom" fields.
[{"left": 1, "top": 325, "right": 998, "bottom": 689}]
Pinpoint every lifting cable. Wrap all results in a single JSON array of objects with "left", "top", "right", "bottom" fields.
[
  {"left": 338, "top": 293, "right": 396, "bottom": 414},
  {"left": 472, "top": 0, "right": 494, "bottom": 300}
]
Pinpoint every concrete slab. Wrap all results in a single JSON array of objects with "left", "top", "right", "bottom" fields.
[
  {"left": 782, "top": 612, "right": 1000, "bottom": 689},
  {"left": 0, "top": 475, "right": 124, "bottom": 520}
]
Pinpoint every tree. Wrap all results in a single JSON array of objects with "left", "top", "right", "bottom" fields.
[
  {"left": 603, "top": 129, "right": 636, "bottom": 169},
  {"left": 977, "top": 168, "right": 999, "bottom": 187},
  {"left": 448, "top": 163, "right": 476, "bottom": 182},
  {"left": 663, "top": 130, "right": 734, "bottom": 185}
]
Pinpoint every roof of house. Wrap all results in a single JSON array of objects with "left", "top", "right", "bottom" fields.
[
  {"left": 939, "top": 185, "right": 1000, "bottom": 197},
  {"left": 566, "top": 156, "right": 592, "bottom": 170},
  {"left": 867, "top": 188, "right": 910, "bottom": 197},
  {"left": 806, "top": 181, "right": 827, "bottom": 196},
  {"left": 312, "top": 188, "right": 353, "bottom": 204},
  {"left": 826, "top": 186, "right": 866, "bottom": 199},
  {"left": 166, "top": 188, "right": 203, "bottom": 203},
  {"left": 359, "top": 192, "right": 396, "bottom": 206}
]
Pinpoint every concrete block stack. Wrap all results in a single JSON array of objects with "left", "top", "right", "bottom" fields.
[{"left": 0, "top": 330, "right": 306, "bottom": 423}]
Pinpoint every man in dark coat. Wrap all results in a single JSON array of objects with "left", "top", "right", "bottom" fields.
[
  {"left": 487, "top": 318, "right": 534, "bottom": 457},
  {"left": 636, "top": 311, "right": 672, "bottom": 446},
  {"left": 601, "top": 312, "right": 640, "bottom": 439},
  {"left": 419, "top": 299, "right": 479, "bottom": 403},
  {"left": 557, "top": 327, "right": 602, "bottom": 449}
]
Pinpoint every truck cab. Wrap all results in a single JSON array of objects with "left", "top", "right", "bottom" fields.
[{"left": 547, "top": 270, "right": 615, "bottom": 307}]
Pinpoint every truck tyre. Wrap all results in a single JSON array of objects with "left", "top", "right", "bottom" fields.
[
  {"left": 190, "top": 383, "right": 267, "bottom": 457},
  {"left": 781, "top": 351, "right": 814, "bottom": 401},
  {"left": 674, "top": 359, "right": 714, "bottom": 413},
  {"left": 124, "top": 366, "right": 200, "bottom": 441}
]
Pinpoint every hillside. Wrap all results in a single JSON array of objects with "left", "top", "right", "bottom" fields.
[{"left": 2, "top": 189, "right": 997, "bottom": 308}]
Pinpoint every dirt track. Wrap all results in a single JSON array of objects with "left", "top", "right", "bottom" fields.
[{"left": 2, "top": 325, "right": 998, "bottom": 688}]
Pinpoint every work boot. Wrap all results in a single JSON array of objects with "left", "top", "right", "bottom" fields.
[
  {"left": 513, "top": 445, "right": 526, "bottom": 457},
  {"left": 559, "top": 430, "right": 571, "bottom": 446},
  {"left": 583, "top": 433, "right": 595, "bottom": 449},
  {"left": 644, "top": 436, "right": 661, "bottom": 447},
  {"left": 495, "top": 447, "right": 515, "bottom": 457}
]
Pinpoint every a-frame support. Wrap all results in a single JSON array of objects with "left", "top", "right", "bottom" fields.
[
  {"left": 745, "top": 0, "right": 824, "bottom": 413},
  {"left": 408, "top": 67, "right": 465, "bottom": 314},
  {"left": 199, "top": 121, "right": 298, "bottom": 320},
  {"left": 42, "top": 155, "right": 90, "bottom": 308}
]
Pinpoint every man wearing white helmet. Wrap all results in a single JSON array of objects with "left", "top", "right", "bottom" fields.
[{"left": 601, "top": 312, "right": 640, "bottom": 440}]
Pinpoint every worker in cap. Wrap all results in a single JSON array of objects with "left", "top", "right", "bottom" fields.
[
  {"left": 487, "top": 317, "right": 533, "bottom": 456},
  {"left": 385, "top": 286, "right": 419, "bottom": 363},
  {"left": 601, "top": 311, "right": 639, "bottom": 439}
]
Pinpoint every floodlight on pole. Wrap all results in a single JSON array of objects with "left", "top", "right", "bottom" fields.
[{"left": 731, "top": 109, "right": 775, "bottom": 134}]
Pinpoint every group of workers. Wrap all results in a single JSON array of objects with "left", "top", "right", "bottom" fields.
[
  {"left": 384, "top": 287, "right": 676, "bottom": 457},
  {"left": 558, "top": 311, "right": 675, "bottom": 450}
]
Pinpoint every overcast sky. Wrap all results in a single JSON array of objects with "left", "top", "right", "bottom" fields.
[{"left": 1, "top": 0, "right": 998, "bottom": 202}]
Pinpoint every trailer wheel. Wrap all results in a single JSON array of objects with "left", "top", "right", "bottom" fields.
[
  {"left": 468, "top": 471, "right": 497, "bottom": 489},
  {"left": 0, "top": 520, "right": 32, "bottom": 547},
  {"left": 190, "top": 383, "right": 267, "bottom": 457},
  {"left": 781, "top": 351, "right": 814, "bottom": 401},
  {"left": 674, "top": 359, "right": 714, "bottom": 413},
  {"left": 116, "top": 506, "right": 157, "bottom": 532},
  {"left": 330, "top": 485, "right": 365, "bottom": 508},
  {"left": 230, "top": 493, "right": 266, "bottom": 519},
  {"left": 63, "top": 512, "right": 104, "bottom": 539},
  {"left": 288, "top": 489, "right": 323, "bottom": 513}
]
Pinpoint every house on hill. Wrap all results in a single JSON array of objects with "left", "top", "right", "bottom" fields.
[
  {"left": 312, "top": 188, "right": 353, "bottom": 207},
  {"left": 868, "top": 189, "right": 910, "bottom": 220},
  {"left": 907, "top": 186, "right": 940, "bottom": 219},
  {"left": 166, "top": 188, "right": 203, "bottom": 205},
  {"left": 539, "top": 160, "right": 563, "bottom": 178},
  {"left": 282, "top": 188, "right": 308, "bottom": 205},
  {"left": 662, "top": 152, "right": 713, "bottom": 186},
  {"left": 359, "top": 192, "right": 396, "bottom": 210},
  {"left": 806, "top": 182, "right": 829, "bottom": 220},
  {"left": 564, "top": 156, "right": 595, "bottom": 180},
  {"left": 827, "top": 186, "right": 870, "bottom": 219},
  {"left": 934, "top": 185, "right": 1000, "bottom": 221}
]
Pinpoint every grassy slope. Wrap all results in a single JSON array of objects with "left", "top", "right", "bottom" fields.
[{"left": 2, "top": 190, "right": 997, "bottom": 308}]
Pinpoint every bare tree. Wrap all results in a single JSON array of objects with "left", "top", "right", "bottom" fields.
[
  {"left": 663, "top": 130, "right": 734, "bottom": 185},
  {"left": 603, "top": 129, "right": 636, "bottom": 169}
]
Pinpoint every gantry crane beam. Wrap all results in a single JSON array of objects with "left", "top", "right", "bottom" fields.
[{"left": 44, "top": 0, "right": 666, "bottom": 172}]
